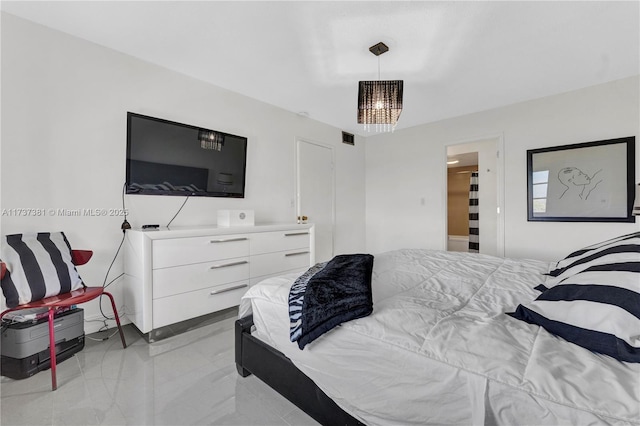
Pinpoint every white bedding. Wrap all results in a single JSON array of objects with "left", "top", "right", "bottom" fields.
[{"left": 239, "top": 249, "right": 640, "bottom": 425}]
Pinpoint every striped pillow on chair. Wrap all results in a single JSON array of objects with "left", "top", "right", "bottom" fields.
[
  {"left": 509, "top": 232, "right": 640, "bottom": 363},
  {"left": 0, "top": 232, "right": 84, "bottom": 308}
]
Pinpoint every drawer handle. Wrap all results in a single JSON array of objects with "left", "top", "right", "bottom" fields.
[
  {"left": 284, "top": 232, "right": 309, "bottom": 237},
  {"left": 210, "top": 260, "right": 248, "bottom": 269},
  {"left": 210, "top": 283, "right": 248, "bottom": 295},
  {"left": 285, "top": 251, "right": 309, "bottom": 257},
  {"left": 209, "top": 237, "right": 248, "bottom": 243}
]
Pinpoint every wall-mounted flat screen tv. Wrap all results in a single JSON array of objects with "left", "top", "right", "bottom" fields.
[{"left": 126, "top": 112, "right": 247, "bottom": 198}]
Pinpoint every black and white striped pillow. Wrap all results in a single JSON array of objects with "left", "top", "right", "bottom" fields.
[
  {"left": 545, "top": 231, "right": 640, "bottom": 287},
  {"left": 510, "top": 232, "right": 640, "bottom": 363},
  {"left": 0, "top": 232, "right": 84, "bottom": 308}
]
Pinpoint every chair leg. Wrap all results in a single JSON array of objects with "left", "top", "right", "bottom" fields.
[
  {"left": 47, "top": 308, "right": 57, "bottom": 391},
  {"left": 103, "top": 291, "right": 127, "bottom": 349}
]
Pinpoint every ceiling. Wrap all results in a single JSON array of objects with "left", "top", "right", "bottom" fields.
[
  {"left": 2, "top": 1, "right": 639, "bottom": 136},
  {"left": 447, "top": 152, "right": 478, "bottom": 168}
]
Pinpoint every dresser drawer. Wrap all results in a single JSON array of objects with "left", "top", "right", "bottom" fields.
[
  {"left": 152, "top": 280, "right": 250, "bottom": 329},
  {"left": 152, "top": 235, "right": 249, "bottom": 268},
  {"left": 250, "top": 250, "right": 311, "bottom": 278},
  {"left": 153, "top": 257, "right": 249, "bottom": 299},
  {"left": 250, "top": 230, "right": 310, "bottom": 255}
]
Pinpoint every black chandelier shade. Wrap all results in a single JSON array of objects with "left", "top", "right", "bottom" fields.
[{"left": 357, "top": 80, "right": 404, "bottom": 129}]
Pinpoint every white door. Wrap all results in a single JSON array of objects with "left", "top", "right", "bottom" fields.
[{"left": 297, "top": 140, "right": 334, "bottom": 263}]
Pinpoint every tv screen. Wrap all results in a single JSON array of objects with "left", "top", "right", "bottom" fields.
[{"left": 126, "top": 112, "right": 247, "bottom": 198}]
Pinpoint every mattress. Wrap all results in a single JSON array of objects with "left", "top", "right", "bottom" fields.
[{"left": 239, "top": 249, "right": 640, "bottom": 425}]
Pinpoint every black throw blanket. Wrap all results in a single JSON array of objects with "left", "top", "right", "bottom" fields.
[{"left": 289, "top": 254, "right": 374, "bottom": 349}]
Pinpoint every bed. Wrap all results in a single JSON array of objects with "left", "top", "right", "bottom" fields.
[{"left": 235, "top": 235, "right": 640, "bottom": 425}]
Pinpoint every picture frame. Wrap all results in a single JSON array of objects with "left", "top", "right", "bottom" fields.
[{"left": 527, "top": 136, "right": 635, "bottom": 222}]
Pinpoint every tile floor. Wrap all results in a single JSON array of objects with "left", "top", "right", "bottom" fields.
[{"left": 0, "top": 310, "right": 319, "bottom": 425}]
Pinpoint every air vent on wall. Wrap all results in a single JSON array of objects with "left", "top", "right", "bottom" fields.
[{"left": 342, "top": 131, "right": 355, "bottom": 146}]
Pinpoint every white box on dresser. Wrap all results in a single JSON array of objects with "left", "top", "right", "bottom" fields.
[
  {"left": 217, "top": 209, "right": 255, "bottom": 227},
  {"left": 123, "top": 223, "right": 315, "bottom": 335}
]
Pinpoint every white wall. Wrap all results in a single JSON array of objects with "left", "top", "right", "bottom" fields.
[
  {"left": 0, "top": 14, "right": 366, "bottom": 331},
  {"left": 367, "top": 75, "right": 640, "bottom": 261}
]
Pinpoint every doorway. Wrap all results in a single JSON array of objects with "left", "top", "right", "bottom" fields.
[
  {"left": 296, "top": 139, "right": 335, "bottom": 263},
  {"left": 447, "top": 152, "right": 478, "bottom": 252},
  {"left": 446, "top": 137, "right": 504, "bottom": 257}
]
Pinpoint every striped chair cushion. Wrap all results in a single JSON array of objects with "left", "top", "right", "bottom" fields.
[
  {"left": 0, "top": 232, "right": 84, "bottom": 308},
  {"left": 510, "top": 232, "right": 640, "bottom": 363}
]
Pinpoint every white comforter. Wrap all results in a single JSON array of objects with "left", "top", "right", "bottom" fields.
[{"left": 240, "top": 249, "right": 640, "bottom": 425}]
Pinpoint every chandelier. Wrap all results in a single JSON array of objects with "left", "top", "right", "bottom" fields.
[
  {"left": 198, "top": 129, "right": 224, "bottom": 151},
  {"left": 357, "top": 42, "right": 403, "bottom": 132}
]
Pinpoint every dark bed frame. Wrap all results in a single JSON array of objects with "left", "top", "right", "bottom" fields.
[{"left": 235, "top": 315, "right": 364, "bottom": 426}]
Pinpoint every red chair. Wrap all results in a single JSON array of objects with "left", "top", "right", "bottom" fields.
[{"left": 0, "top": 249, "right": 127, "bottom": 390}]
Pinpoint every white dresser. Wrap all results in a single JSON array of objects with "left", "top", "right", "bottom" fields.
[{"left": 123, "top": 223, "right": 314, "bottom": 334}]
